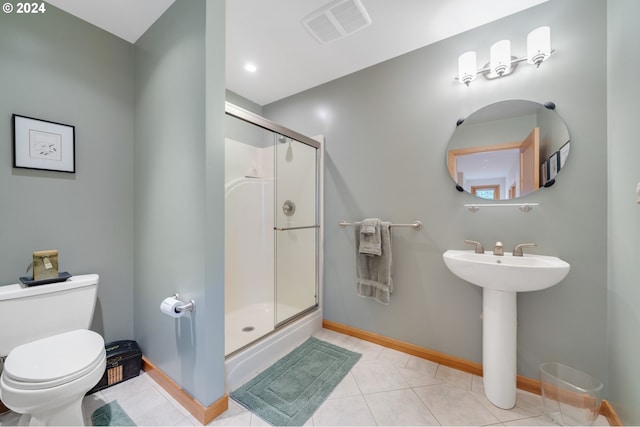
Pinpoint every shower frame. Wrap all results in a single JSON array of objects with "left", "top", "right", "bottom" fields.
[
  {"left": 226, "top": 103, "right": 320, "bottom": 151},
  {"left": 224, "top": 102, "right": 322, "bottom": 351}
]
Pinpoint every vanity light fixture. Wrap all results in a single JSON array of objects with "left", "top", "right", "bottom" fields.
[
  {"left": 490, "top": 40, "right": 511, "bottom": 77},
  {"left": 457, "top": 51, "right": 477, "bottom": 86},
  {"left": 527, "top": 26, "right": 552, "bottom": 66},
  {"left": 456, "top": 26, "right": 553, "bottom": 86}
]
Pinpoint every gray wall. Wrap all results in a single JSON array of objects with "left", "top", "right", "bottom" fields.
[
  {"left": 204, "top": 0, "right": 227, "bottom": 407},
  {"left": 133, "top": 0, "right": 225, "bottom": 407},
  {"left": 607, "top": 0, "right": 640, "bottom": 424},
  {"left": 226, "top": 90, "right": 263, "bottom": 115},
  {"left": 0, "top": 6, "right": 135, "bottom": 342},
  {"left": 265, "top": 0, "right": 608, "bottom": 383}
]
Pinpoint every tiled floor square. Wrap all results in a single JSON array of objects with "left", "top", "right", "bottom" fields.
[
  {"left": 413, "top": 382, "right": 501, "bottom": 426},
  {"left": 311, "top": 395, "right": 376, "bottom": 426},
  {"left": 351, "top": 358, "right": 411, "bottom": 394},
  {"left": 364, "top": 388, "right": 440, "bottom": 426}
]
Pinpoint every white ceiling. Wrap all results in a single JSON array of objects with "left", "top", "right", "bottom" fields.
[
  {"left": 46, "top": 0, "right": 549, "bottom": 106},
  {"left": 45, "top": 0, "right": 175, "bottom": 44}
]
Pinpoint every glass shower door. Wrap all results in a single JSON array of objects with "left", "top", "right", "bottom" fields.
[{"left": 274, "top": 134, "right": 318, "bottom": 326}]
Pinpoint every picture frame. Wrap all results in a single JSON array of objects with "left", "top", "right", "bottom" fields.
[
  {"left": 541, "top": 160, "right": 548, "bottom": 185},
  {"left": 547, "top": 151, "right": 560, "bottom": 181},
  {"left": 559, "top": 140, "right": 570, "bottom": 168},
  {"left": 12, "top": 114, "right": 75, "bottom": 173}
]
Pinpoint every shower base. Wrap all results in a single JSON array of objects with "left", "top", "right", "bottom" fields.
[
  {"left": 225, "top": 302, "right": 318, "bottom": 355},
  {"left": 225, "top": 303, "right": 274, "bottom": 356}
]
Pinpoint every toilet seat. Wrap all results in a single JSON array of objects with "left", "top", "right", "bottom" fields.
[{"left": 2, "top": 329, "right": 105, "bottom": 390}]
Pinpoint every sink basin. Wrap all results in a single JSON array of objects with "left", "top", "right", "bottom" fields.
[
  {"left": 443, "top": 250, "right": 570, "bottom": 292},
  {"left": 442, "top": 248, "right": 570, "bottom": 410}
]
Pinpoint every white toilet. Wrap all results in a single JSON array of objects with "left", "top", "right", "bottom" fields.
[{"left": 0, "top": 274, "right": 106, "bottom": 426}]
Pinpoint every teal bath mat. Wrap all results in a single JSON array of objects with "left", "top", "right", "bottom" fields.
[
  {"left": 91, "top": 400, "right": 136, "bottom": 426},
  {"left": 231, "top": 336, "right": 361, "bottom": 426}
]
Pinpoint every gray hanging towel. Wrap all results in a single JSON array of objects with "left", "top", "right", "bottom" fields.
[
  {"left": 359, "top": 218, "right": 382, "bottom": 256},
  {"left": 355, "top": 221, "right": 393, "bottom": 304}
]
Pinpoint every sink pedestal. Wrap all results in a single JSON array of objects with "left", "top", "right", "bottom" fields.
[{"left": 483, "top": 288, "right": 517, "bottom": 409}]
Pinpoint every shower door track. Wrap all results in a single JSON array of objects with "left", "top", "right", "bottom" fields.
[{"left": 274, "top": 305, "right": 319, "bottom": 329}]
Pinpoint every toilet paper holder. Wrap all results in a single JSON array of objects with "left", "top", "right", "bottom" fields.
[{"left": 170, "top": 293, "right": 196, "bottom": 313}]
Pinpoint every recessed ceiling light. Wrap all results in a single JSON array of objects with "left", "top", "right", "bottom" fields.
[{"left": 244, "top": 63, "right": 257, "bottom": 73}]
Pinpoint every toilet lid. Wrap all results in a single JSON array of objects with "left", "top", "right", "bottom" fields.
[{"left": 4, "top": 329, "right": 105, "bottom": 387}]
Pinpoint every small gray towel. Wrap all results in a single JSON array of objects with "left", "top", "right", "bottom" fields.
[
  {"left": 360, "top": 218, "right": 377, "bottom": 234},
  {"left": 359, "top": 218, "right": 381, "bottom": 256},
  {"left": 355, "top": 222, "right": 393, "bottom": 305}
]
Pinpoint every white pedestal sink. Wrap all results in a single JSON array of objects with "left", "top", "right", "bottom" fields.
[{"left": 443, "top": 249, "right": 570, "bottom": 409}]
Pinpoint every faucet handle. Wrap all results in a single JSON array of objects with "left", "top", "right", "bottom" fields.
[
  {"left": 493, "top": 241, "right": 504, "bottom": 256},
  {"left": 513, "top": 243, "right": 537, "bottom": 256},
  {"left": 464, "top": 240, "right": 485, "bottom": 253}
]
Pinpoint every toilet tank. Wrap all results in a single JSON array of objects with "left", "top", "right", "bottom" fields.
[{"left": 0, "top": 274, "right": 99, "bottom": 357}]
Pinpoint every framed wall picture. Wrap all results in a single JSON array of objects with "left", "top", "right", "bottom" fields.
[
  {"left": 12, "top": 114, "right": 75, "bottom": 173},
  {"left": 548, "top": 151, "right": 560, "bottom": 181},
  {"left": 559, "top": 141, "right": 570, "bottom": 168}
]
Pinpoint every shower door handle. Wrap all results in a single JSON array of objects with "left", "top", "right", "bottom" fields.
[{"left": 274, "top": 225, "right": 320, "bottom": 231}]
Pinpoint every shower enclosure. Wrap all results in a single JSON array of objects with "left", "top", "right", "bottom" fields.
[{"left": 224, "top": 103, "right": 320, "bottom": 356}]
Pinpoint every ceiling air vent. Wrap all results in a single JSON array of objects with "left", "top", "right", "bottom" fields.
[{"left": 302, "top": 0, "right": 372, "bottom": 45}]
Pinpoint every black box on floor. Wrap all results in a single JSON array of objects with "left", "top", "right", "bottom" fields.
[{"left": 87, "top": 340, "right": 142, "bottom": 395}]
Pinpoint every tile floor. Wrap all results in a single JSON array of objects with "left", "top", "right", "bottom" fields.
[{"left": 0, "top": 328, "right": 611, "bottom": 426}]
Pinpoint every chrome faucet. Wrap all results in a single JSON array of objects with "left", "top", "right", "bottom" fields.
[
  {"left": 493, "top": 241, "right": 504, "bottom": 256},
  {"left": 513, "top": 243, "right": 537, "bottom": 256},
  {"left": 464, "top": 240, "right": 484, "bottom": 253}
]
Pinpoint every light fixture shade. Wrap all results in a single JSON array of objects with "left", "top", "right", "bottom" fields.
[
  {"left": 527, "top": 26, "right": 551, "bottom": 66},
  {"left": 458, "top": 51, "right": 477, "bottom": 86},
  {"left": 490, "top": 40, "right": 511, "bottom": 76}
]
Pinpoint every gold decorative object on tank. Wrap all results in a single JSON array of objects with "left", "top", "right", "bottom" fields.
[{"left": 32, "top": 250, "right": 59, "bottom": 280}]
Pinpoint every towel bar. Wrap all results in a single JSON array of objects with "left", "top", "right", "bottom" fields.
[
  {"left": 274, "top": 225, "right": 320, "bottom": 231},
  {"left": 339, "top": 220, "right": 422, "bottom": 230}
]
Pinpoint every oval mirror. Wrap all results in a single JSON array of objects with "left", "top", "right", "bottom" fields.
[{"left": 447, "top": 100, "right": 570, "bottom": 200}]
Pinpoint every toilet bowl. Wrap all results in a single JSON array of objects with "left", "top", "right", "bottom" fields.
[
  {"left": 0, "top": 329, "right": 106, "bottom": 426},
  {"left": 0, "top": 274, "right": 104, "bottom": 426}
]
